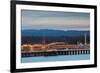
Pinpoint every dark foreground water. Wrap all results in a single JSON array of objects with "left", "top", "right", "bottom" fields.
[{"left": 21, "top": 54, "right": 90, "bottom": 63}]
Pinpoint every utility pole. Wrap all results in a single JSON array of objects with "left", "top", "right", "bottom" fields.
[{"left": 84, "top": 33, "right": 87, "bottom": 45}]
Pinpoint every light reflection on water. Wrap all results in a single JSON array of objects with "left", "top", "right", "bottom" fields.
[{"left": 21, "top": 54, "right": 90, "bottom": 63}]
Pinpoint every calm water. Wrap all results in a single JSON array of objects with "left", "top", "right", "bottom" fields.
[{"left": 21, "top": 54, "right": 90, "bottom": 63}]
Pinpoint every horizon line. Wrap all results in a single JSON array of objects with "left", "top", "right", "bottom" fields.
[{"left": 21, "top": 29, "right": 90, "bottom": 31}]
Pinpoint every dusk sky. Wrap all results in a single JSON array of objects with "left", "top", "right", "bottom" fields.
[{"left": 21, "top": 10, "right": 90, "bottom": 31}]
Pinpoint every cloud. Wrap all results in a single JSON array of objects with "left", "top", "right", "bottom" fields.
[{"left": 21, "top": 10, "right": 90, "bottom": 30}]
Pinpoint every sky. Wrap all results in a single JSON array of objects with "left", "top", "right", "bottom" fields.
[{"left": 21, "top": 10, "right": 90, "bottom": 31}]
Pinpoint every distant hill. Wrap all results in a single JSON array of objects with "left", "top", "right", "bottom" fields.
[{"left": 22, "top": 29, "right": 90, "bottom": 37}]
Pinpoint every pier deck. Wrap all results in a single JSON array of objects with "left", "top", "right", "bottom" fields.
[{"left": 21, "top": 49, "right": 90, "bottom": 57}]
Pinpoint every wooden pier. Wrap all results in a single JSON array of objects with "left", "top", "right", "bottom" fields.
[{"left": 21, "top": 49, "right": 90, "bottom": 57}]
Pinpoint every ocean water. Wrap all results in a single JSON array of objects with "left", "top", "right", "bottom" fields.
[{"left": 21, "top": 54, "right": 90, "bottom": 63}]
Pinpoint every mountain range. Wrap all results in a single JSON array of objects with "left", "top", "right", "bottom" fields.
[{"left": 22, "top": 29, "right": 90, "bottom": 37}]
